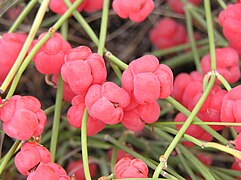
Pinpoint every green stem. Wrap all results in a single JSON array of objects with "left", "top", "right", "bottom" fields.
[
  {"left": 110, "top": 63, "right": 122, "bottom": 81},
  {"left": 151, "top": 39, "right": 209, "bottom": 57},
  {"left": 110, "top": 132, "right": 129, "bottom": 173},
  {"left": 185, "top": 5, "right": 201, "bottom": 72},
  {"left": 105, "top": 52, "right": 128, "bottom": 70},
  {"left": 212, "top": 166, "right": 241, "bottom": 177},
  {"left": 50, "top": 76, "right": 64, "bottom": 161},
  {"left": 177, "top": 148, "right": 198, "bottom": 180},
  {"left": 204, "top": 0, "right": 216, "bottom": 70},
  {"left": 178, "top": 146, "right": 215, "bottom": 180},
  {"left": 41, "top": 15, "right": 61, "bottom": 27},
  {"left": 8, "top": 0, "right": 38, "bottom": 33},
  {"left": 216, "top": 71, "right": 232, "bottom": 91},
  {"left": 211, "top": 169, "right": 236, "bottom": 180},
  {"left": 0, "top": 0, "right": 50, "bottom": 94},
  {"left": 216, "top": 0, "right": 227, "bottom": 9},
  {"left": 98, "top": 0, "right": 110, "bottom": 56},
  {"left": 154, "top": 129, "right": 215, "bottom": 180},
  {"left": 162, "top": 46, "right": 209, "bottom": 69},
  {"left": 158, "top": 126, "right": 241, "bottom": 159},
  {"left": 153, "top": 74, "right": 216, "bottom": 178},
  {"left": 189, "top": 7, "right": 228, "bottom": 46},
  {"left": 63, "top": 0, "right": 128, "bottom": 71},
  {"left": 4, "top": 0, "right": 84, "bottom": 99},
  {"left": 61, "top": 20, "right": 69, "bottom": 40},
  {"left": 0, "top": 140, "right": 21, "bottom": 175},
  {"left": 44, "top": 105, "right": 55, "bottom": 115},
  {"left": 81, "top": 109, "right": 91, "bottom": 180},
  {"left": 105, "top": 134, "right": 157, "bottom": 170},
  {"left": 231, "top": 128, "right": 238, "bottom": 139},
  {"left": 165, "top": 96, "right": 228, "bottom": 145},
  {"left": 153, "top": 121, "right": 241, "bottom": 126}
]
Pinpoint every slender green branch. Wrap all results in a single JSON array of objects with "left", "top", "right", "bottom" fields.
[
  {"left": 110, "top": 146, "right": 118, "bottom": 173},
  {"left": 177, "top": 148, "right": 198, "bottom": 180},
  {"left": 98, "top": 0, "right": 110, "bottom": 56},
  {"left": 9, "top": 0, "right": 38, "bottom": 33},
  {"left": 153, "top": 74, "right": 216, "bottom": 178},
  {"left": 179, "top": 146, "right": 215, "bottom": 180},
  {"left": 164, "top": 96, "right": 228, "bottom": 145},
  {"left": 211, "top": 169, "right": 236, "bottom": 180},
  {"left": 216, "top": 0, "right": 227, "bottom": 9},
  {"left": 216, "top": 71, "right": 232, "bottom": 91},
  {"left": 105, "top": 134, "right": 157, "bottom": 170},
  {"left": 153, "top": 121, "right": 241, "bottom": 126},
  {"left": 41, "top": 15, "right": 61, "bottom": 27},
  {"left": 0, "top": 0, "right": 50, "bottom": 93},
  {"left": 4, "top": 0, "right": 84, "bottom": 99},
  {"left": 158, "top": 126, "right": 241, "bottom": 160},
  {"left": 151, "top": 39, "right": 209, "bottom": 57},
  {"left": 0, "top": 140, "right": 21, "bottom": 175},
  {"left": 189, "top": 7, "right": 228, "bottom": 46},
  {"left": 81, "top": 109, "right": 91, "bottom": 180},
  {"left": 212, "top": 166, "right": 241, "bottom": 177},
  {"left": 63, "top": 0, "right": 128, "bottom": 71},
  {"left": 204, "top": 0, "right": 217, "bottom": 70},
  {"left": 44, "top": 105, "right": 55, "bottom": 115},
  {"left": 162, "top": 46, "right": 209, "bottom": 69},
  {"left": 153, "top": 129, "right": 215, "bottom": 179},
  {"left": 50, "top": 76, "right": 64, "bottom": 161},
  {"left": 104, "top": 135, "right": 181, "bottom": 179},
  {"left": 185, "top": 5, "right": 201, "bottom": 72}
]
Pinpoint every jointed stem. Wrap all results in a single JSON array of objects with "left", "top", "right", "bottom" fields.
[
  {"left": 185, "top": 5, "right": 201, "bottom": 72},
  {"left": 63, "top": 0, "right": 128, "bottom": 71},
  {"left": 4, "top": 0, "right": 85, "bottom": 99},
  {"left": 9, "top": 0, "right": 38, "bottom": 33},
  {"left": 81, "top": 109, "right": 91, "bottom": 180},
  {"left": 153, "top": 74, "right": 216, "bottom": 178},
  {"left": 0, "top": 140, "right": 21, "bottom": 175},
  {"left": 50, "top": 75, "right": 64, "bottom": 161},
  {"left": 204, "top": 0, "right": 217, "bottom": 70},
  {"left": 0, "top": 0, "right": 50, "bottom": 93}
]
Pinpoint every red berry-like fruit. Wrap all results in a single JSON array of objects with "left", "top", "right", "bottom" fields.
[
  {"left": 83, "top": 0, "right": 103, "bottom": 13},
  {"left": 112, "top": 0, "right": 154, "bottom": 22},
  {"left": 85, "top": 82, "right": 130, "bottom": 125},
  {"left": 122, "top": 55, "right": 173, "bottom": 104},
  {"left": 27, "top": 162, "right": 70, "bottom": 180},
  {"left": 122, "top": 101, "right": 160, "bottom": 132},
  {"left": 31, "top": 33, "right": 71, "bottom": 75},
  {"left": 0, "top": 33, "right": 27, "bottom": 84},
  {"left": 201, "top": 47, "right": 240, "bottom": 84},
  {"left": 108, "top": 149, "right": 134, "bottom": 162},
  {"left": 49, "top": 0, "right": 87, "bottom": 15},
  {"left": 149, "top": 18, "right": 187, "bottom": 49},
  {"left": 0, "top": 95, "right": 47, "bottom": 140},
  {"left": 221, "top": 85, "right": 241, "bottom": 132},
  {"left": 67, "top": 95, "right": 105, "bottom": 136},
  {"left": 234, "top": 133, "right": 241, "bottom": 165},
  {"left": 172, "top": 71, "right": 203, "bottom": 103},
  {"left": 114, "top": 157, "right": 148, "bottom": 178},
  {"left": 67, "top": 159, "right": 97, "bottom": 180},
  {"left": 61, "top": 46, "right": 107, "bottom": 95},
  {"left": 14, "top": 142, "right": 51, "bottom": 176},
  {"left": 218, "top": 4, "right": 241, "bottom": 42},
  {"left": 167, "top": 0, "right": 202, "bottom": 14}
]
